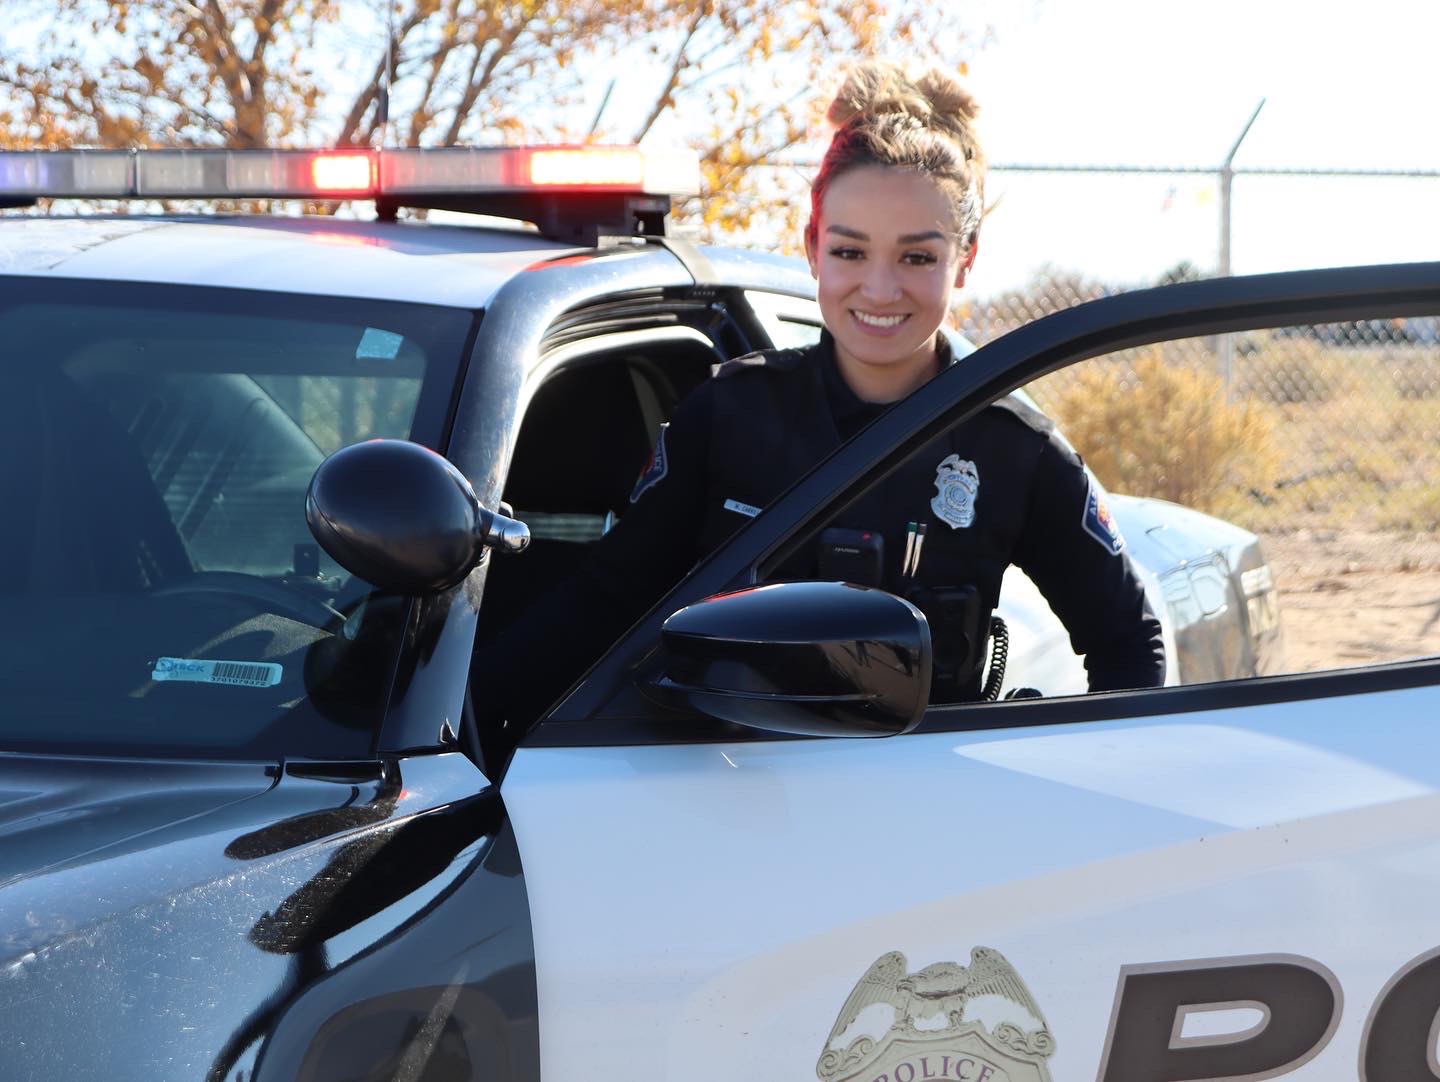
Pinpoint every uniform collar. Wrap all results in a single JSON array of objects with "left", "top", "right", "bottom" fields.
[{"left": 819, "top": 328, "right": 956, "bottom": 426}]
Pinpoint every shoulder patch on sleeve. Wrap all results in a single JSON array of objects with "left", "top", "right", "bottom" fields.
[
  {"left": 630, "top": 424, "right": 669, "bottom": 503},
  {"left": 1082, "top": 474, "right": 1126, "bottom": 554}
]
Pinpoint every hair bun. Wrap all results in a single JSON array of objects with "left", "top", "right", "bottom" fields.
[
  {"left": 810, "top": 58, "right": 987, "bottom": 248},
  {"left": 825, "top": 60, "right": 980, "bottom": 146}
]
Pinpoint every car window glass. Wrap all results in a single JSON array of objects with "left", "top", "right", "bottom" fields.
[
  {"left": 1023, "top": 319, "right": 1440, "bottom": 684},
  {"left": 0, "top": 279, "right": 473, "bottom": 759},
  {"left": 744, "top": 291, "right": 823, "bottom": 350},
  {"left": 781, "top": 315, "right": 1440, "bottom": 702},
  {"left": 768, "top": 318, "right": 824, "bottom": 350}
]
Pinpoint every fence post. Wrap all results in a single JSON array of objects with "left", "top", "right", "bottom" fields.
[{"left": 1219, "top": 99, "right": 1267, "bottom": 394}]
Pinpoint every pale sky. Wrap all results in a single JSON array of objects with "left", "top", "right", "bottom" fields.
[
  {"left": 956, "top": 0, "right": 1440, "bottom": 291},
  {"left": 628, "top": 0, "right": 1439, "bottom": 291}
]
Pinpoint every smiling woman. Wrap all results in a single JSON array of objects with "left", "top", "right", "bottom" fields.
[
  {"left": 474, "top": 60, "right": 1164, "bottom": 734},
  {"left": 803, "top": 61, "right": 984, "bottom": 402},
  {"left": 805, "top": 167, "right": 974, "bottom": 402}
]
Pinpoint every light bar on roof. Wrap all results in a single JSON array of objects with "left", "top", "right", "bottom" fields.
[
  {"left": 380, "top": 148, "right": 508, "bottom": 192},
  {"left": 529, "top": 148, "right": 646, "bottom": 188},
  {"left": 0, "top": 145, "right": 698, "bottom": 200},
  {"left": 378, "top": 146, "right": 699, "bottom": 197},
  {"left": 310, "top": 153, "right": 375, "bottom": 193},
  {"left": 0, "top": 150, "right": 133, "bottom": 198},
  {"left": 527, "top": 147, "right": 701, "bottom": 195},
  {"left": 136, "top": 150, "right": 377, "bottom": 198}
]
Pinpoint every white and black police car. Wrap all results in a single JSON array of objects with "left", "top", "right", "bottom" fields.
[{"left": 0, "top": 145, "right": 1436, "bottom": 1081}]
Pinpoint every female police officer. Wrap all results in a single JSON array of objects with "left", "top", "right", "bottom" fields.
[{"left": 479, "top": 60, "right": 1164, "bottom": 727}]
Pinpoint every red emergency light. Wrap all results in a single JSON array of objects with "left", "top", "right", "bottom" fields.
[
  {"left": 0, "top": 145, "right": 701, "bottom": 241},
  {"left": 310, "top": 153, "right": 375, "bottom": 194}
]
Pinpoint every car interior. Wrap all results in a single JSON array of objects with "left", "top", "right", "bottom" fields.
[
  {"left": 0, "top": 291, "right": 446, "bottom": 757},
  {"left": 0, "top": 366, "right": 195, "bottom": 597},
  {"left": 481, "top": 335, "right": 722, "bottom": 632}
]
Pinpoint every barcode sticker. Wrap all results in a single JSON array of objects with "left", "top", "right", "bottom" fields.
[{"left": 152, "top": 657, "right": 283, "bottom": 688}]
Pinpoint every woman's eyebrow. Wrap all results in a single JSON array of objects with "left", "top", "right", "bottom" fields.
[{"left": 824, "top": 225, "right": 946, "bottom": 244}]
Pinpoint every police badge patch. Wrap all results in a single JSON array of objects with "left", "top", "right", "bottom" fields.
[
  {"left": 629, "top": 424, "right": 669, "bottom": 504},
  {"left": 817, "top": 948, "right": 1055, "bottom": 1082},
  {"left": 1082, "top": 476, "right": 1125, "bottom": 554},
  {"left": 931, "top": 454, "right": 980, "bottom": 529}
]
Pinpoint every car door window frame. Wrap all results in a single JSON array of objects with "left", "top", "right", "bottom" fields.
[
  {"left": 524, "top": 262, "right": 1440, "bottom": 748},
  {"left": 744, "top": 290, "right": 825, "bottom": 350}
]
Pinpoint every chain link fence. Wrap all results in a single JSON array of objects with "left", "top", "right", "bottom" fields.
[{"left": 953, "top": 166, "right": 1440, "bottom": 576}]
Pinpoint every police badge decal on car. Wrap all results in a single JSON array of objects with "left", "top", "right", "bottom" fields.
[
  {"left": 931, "top": 455, "right": 980, "bottom": 529},
  {"left": 817, "top": 949, "right": 1055, "bottom": 1082}
]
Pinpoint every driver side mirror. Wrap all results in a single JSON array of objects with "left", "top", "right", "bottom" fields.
[
  {"left": 657, "top": 581, "right": 932, "bottom": 737},
  {"left": 305, "top": 439, "right": 529, "bottom": 596}
]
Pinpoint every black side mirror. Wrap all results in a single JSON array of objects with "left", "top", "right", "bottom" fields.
[
  {"left": 658, "top": 581, "right": 932, "bottom": 737},
  {"left": 306, "top": 439, "right": 529, "bottom": 596}
]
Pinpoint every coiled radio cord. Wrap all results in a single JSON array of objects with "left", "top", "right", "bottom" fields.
[{"left": 981, "top": 616, "right": 1009, "bottom": 701}]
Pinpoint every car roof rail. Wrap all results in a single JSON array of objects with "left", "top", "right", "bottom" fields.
[{"left": 0, "top": 145, "right": 701, "bottom": 245}]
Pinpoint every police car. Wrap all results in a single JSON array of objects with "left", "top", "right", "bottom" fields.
[{"left": 0, "top": 145, "right": 1436, "bottom": 1081}]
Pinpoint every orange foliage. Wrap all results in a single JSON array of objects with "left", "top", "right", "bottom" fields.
[{"left": 0, "top": 0, "right": 979, "bottom": 244}]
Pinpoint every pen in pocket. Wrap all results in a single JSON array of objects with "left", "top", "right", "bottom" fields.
[{"left": 902, "top": 521, "right": 928, "bottom": 583}]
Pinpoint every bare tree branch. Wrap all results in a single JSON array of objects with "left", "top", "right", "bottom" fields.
[
  {"left": 197, "top": 0, "right": 265, "bottom": 143},
  {"left": 335, "top": 5, "right": 431, "bottom": 145},
  {"left": 442, "top": 13, "right": 530, "bottom": 146},
  {"left": 631, "top": 3, "right": 705, "bottom": 143},
  {"left": 407, "top": 0, "right": 463, "bottom": 144},
  {"left": 252, "top": 0, "right": 286, "bottom": 69}
]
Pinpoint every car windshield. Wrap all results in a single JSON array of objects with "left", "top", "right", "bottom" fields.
[{"left": 0, "top": 278, "right": 475, "bottom": 760}]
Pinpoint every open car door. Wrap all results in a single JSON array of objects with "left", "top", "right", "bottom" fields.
[{"left": 503, "top": 263, "right": 1440, "bottom": 1082}]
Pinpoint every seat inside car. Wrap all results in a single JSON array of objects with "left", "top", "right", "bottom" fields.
[
  {"left": 477, "top": 331, "right": 721, "bottom": 637},
  {"left": 505, "top": 360, "right": 658, "bottom": 536},
  {"left": 480, "top": 359, "right": 658, "bottom": 627},
  {"left": 0, "top": 369, "right": 192, "bottom": 595}
]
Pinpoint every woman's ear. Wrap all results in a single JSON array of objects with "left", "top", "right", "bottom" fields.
[
  {"left": 803, "top": 224, "right": 819, "bottom": 279},
  {"left": 954, "top": 240, "right": 979, "bottom": 288}
]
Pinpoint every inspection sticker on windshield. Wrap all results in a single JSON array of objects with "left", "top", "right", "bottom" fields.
[
  {"left": 152, "top": 657, "right": 283, "bottom": 688},
  {"left": 356, "top": 327, "right": 404, "bottom": 360}
]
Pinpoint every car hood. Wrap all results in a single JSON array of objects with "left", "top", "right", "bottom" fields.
[
  {"left": 0, "top": 751, "right": 506, "bottom": 1080},
  {"left": 0, "top": 754, "right": 279, "bottom": 896}
]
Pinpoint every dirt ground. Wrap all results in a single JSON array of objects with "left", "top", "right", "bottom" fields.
[{"left": 1260, "top": 529, "right": 1440, "bottom": 673}]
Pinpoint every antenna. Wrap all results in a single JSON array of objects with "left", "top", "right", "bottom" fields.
[{"left": 588, "top": 79, "right": 616, "bottom": 142}]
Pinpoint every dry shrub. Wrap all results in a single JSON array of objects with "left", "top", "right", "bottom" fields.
[
  {"left": 1379, "top": 485, "right": 1440, "bottom": 531},
  {"left": 1048, "top": 349, "right": 1279, "bottom": 518}
]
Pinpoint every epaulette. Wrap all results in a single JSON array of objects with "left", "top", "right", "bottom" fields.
[
  {"left": 987, "top": 393, "right": 1056, "bottom": 434},
  {"left": 712, "top": 346, "right": 809, "bottom": 380}
]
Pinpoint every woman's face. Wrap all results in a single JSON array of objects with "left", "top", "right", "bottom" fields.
[{"left": 805, "top": 165, "right": 974, "bottom": 373}]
